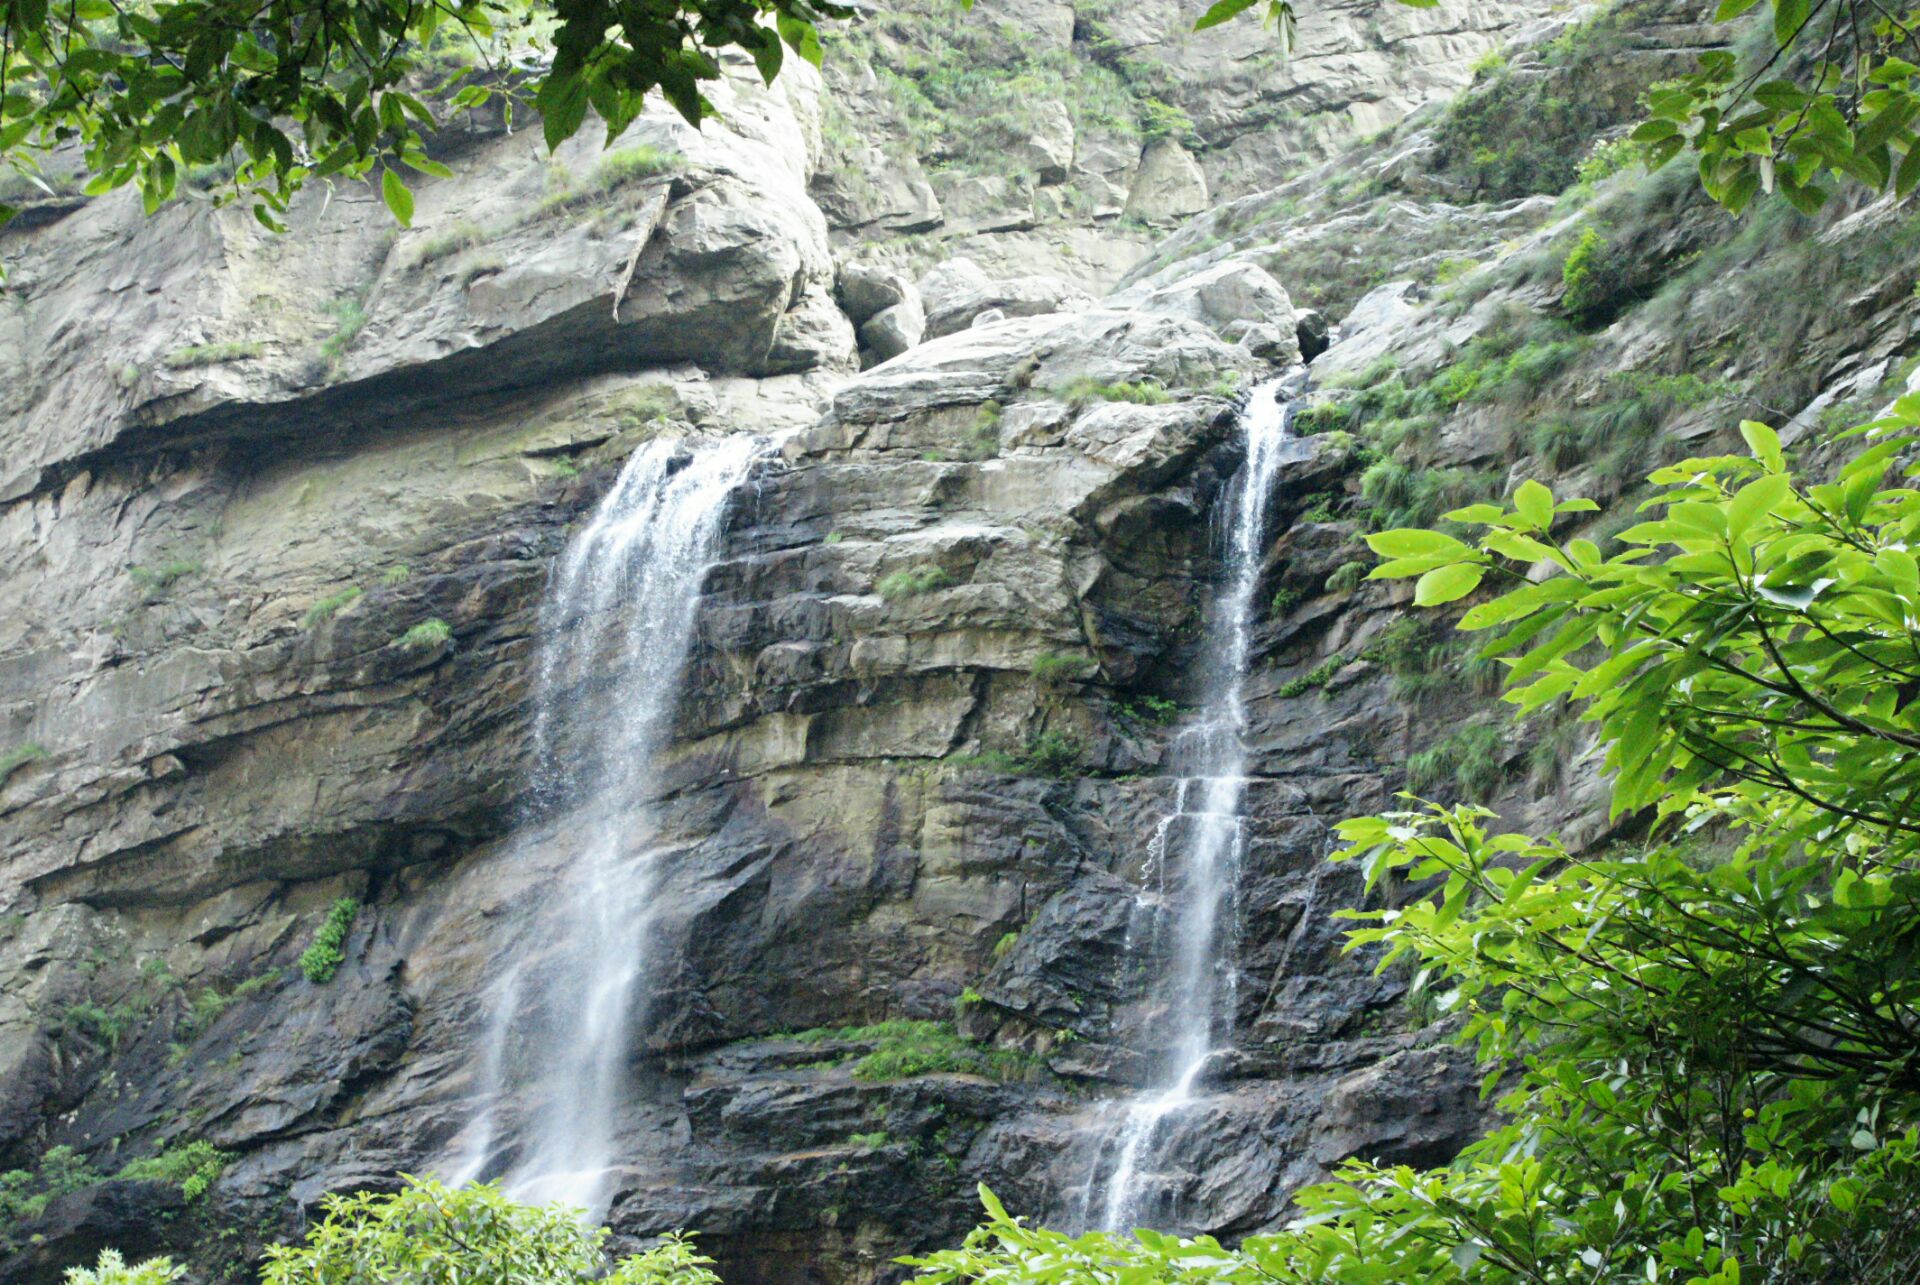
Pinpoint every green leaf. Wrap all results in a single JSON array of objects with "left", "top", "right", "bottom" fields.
[
  {"left": 1774, "top": 0, "right": 1812, "bottom": 46},
  {"left": 1366, "top": 529, "right": 1473, "bottom": 560},
  {"left": 1513, "top": 479, "right": 1554, "bottom": 531},
  {"left": 1193, "top": 0, "right": 1260, "bottom": 30},
  {"left": 1414, "top": 563, "right": 1485, "bottom": 607},
  {"left": 380, "top": 170, "right": 414, "bottom": 227},
  {"left": 1740, "top": 419, "right": 1785, "bottom": 471},
  {"left": 537, "top": 69, "right": 591, "bottom": 152},
  {"left": 1727, "top": 475, "right": 1789, "bottom": 538}
]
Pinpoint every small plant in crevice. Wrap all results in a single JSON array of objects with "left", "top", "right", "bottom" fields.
[
  {"left": 178, "top": 968, "right": 282, "bottom": 1043},
  {"left": 317, "top": 292, "right": 370, "bottom": 368},
  {"left": 1325, "top": 560, "right": 1369, "bottom": 594},
  {"left": 1527, "top": 708, "right": 1585, "bottom": 791},
  {"left": 129, "top": 559, "right": 202, "bottom": 602},
  {"left": 1052, "top": 376, "right": 1172, "bottom": 408},
  {"left": 1298, "top": 492, "right": 1342, "bottom": 524},
  {"left": 394, "top": 618, "right": 451, "bottom": 650},
  {"left": 1269, "top": 586, "right": 1302, "bottom": 616},
  {"left": 298, "top": 898, "right": 361, "bottom": 984},
  {"left": 944, "top": 730, "right": 1086, "bottom": 779},
  {"left": 1030, "top": 652, "right": 1093, "bottom": 685},
  {"left": 991, "top": 931, "right": 1020, "bottom": 960},
  {"left": 961, "top": 400, "right": 1003, "bottom": 461},
  {"left": 1290, "top": 401, "right": 1351, "bottom": 437},
  {"left": 1115, "top": 695, "right": 1180, "bottom": 727},
  {"left": 1023, "top": 730, "right": 1085, "bottom": 778},
  {"left": 379, "top": 564, "right": 411, "bottom": 586},
  {"left": 0, "top": 743, "right": 45, "bottom": 784},
  {"left": 847, "top": 1131, "right": 890, "bottom": 1150},
  {"left": 0, "top": 1145, "right": 100, "bottom": 1230},
  {"left": 60, "top": 1000, "right": 143, "bottom": 1049},
  {"left": 116, "top": 1140, "right": 231, "bottom": 1202},
  {"left": 1277, "top": 654, "right": 1346, "bottom": 699},
  {"left": 163, "top": 341, "right": 263, "bottom": 370},
  {"left": 536, "top": 144, "right": 683, "bottom": 220},
  {"left": 786, "top": 1019, "right": 1042, "bottom": 1083},
  {"left": 1405, "top": 721, "right": 1508, "bottom": 802},
  {"left": 302, "top": 585, "right": 363, "bottom": 628},
  {"left": 1560, "top": 223, "right": 1633, "bottom": 327},
  {"left": 407, "top": 219, "right": 487, "bottom": 269},
  {"left": 876, "top": 564, "right": 956, "bottom": 600}
]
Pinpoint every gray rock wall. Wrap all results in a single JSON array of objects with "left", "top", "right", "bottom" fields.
[{"left": 7, "top": 1, "right": 1917, "bottom": 1281}]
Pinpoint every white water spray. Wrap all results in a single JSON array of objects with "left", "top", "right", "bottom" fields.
[
  {"left": 449, "top": 433, "right": 760, "bottom": 1218},
  {"left": 1090, "top": 376, "right": 1297, "bottom": 1232}
]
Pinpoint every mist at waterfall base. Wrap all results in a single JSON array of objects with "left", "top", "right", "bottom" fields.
[
  {"left": 447, "top": 434, "right": 760, "bottom": 1219},
  {"left": 1080, "top": 375, "right": 1300, "bottom": 1234}
]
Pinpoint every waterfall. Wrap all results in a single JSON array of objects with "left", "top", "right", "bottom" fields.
[
  {"left": 449, "top": 432, "right": 761, "bottom": 1218},
  {"left": 1088, "top": 376, "right": 1297, "bottom": 1232}
]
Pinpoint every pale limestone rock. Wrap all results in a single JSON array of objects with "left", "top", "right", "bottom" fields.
[
  {"left": 836, "top": 262, "right": 916, "bottom": 326},
  {"left": 922, "top": 269, "right": 1091, "bottom": 339},
  {"left": 1011, "top": 100, "right": 1076, "bottom": 185},
  {"left": 929, "top": 171, "right": 1037, "bottom": 233},
  {"left": 1123, "top": 139, "right": 1210, "bottom": 224},
  {"left": 860, "top": 295, "right": 927, "bottom": 362}
]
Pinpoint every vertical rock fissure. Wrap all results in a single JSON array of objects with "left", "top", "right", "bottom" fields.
[
  {"left": 447, "top": 433, "right": 761, "bottom": 1218},
  {"left": 1088, "top": 376, "right": 1297, "bottom": 1233}
]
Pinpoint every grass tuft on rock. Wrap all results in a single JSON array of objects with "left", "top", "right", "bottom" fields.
[
  {"left": 1053, "top": 377, "right": 1172, "bottom": 408},
  {"left": 163, "top": 341, "right": 263, "bottom": 370},
  {"left": 785, "top": 1019, "right": 1042, "bottom": 1082},
  {"left": 302, "top": 586, "right": 363, "bottom": 628},
  {"left": 0, "top": 743, "right": 45, "bottom": 784},
  {"left": 394, "top": 618, "right": 451, "bottom": 650},
  {"left": 129, "top": 559, "right": 202, "bottom": 602},
  {"left": 877, "top": 564, "right": 956, "bottom": 600}
]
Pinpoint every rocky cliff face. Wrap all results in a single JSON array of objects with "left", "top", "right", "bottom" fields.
[{"left": 6, "top": 0, "right": 1920, "bottom": 1281}]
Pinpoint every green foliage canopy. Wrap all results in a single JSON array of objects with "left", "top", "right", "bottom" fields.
[
  {"left": 12, "top": 0, "right": 1914, "bottom": 235},
  {"left": 261, "top": 1175, "right": 722, "bottom": 1285},
  {"left": 0, "top": 0, "right": 848, "bottom": 230}
]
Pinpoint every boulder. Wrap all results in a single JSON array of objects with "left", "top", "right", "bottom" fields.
[
  {"left": 810, "top": 145, "right": 943, "bottom": 233},
  {"left": 1296, "top": 307, "right": 1331, "bottom": 360},
  {"left": 835, "top": 262, "right": 915, "bottom": 326},
  {"left": 923, "top": 272, "right": 1091, "bottom": 339},
  {"left": 928, "top": 171, "right": 1037, "bottom": 233},
  {"left": 916, "top": 256, "right": 995, "bottom": 321},
  {"left": 1122, "top": 139, "right": 1209, "bottom": 224},
  {"left": 1069, "top": 129, "right": 1142, "bottom": 216},
  {"left": 1225, "top": 321, "right": 1295, "bottom": 363},
  {"left": 1129, "top": 261, "right": 1299, "bottom": 363},
  {"left": 1011, "top": 100, "right": 1076, "bottom": 185},
  {"left": 764, "top": 282, "right": 859, "bottom": 374},
  {"left": 1313, "top": 280, "right": 1425, "bottom": 382},
  {"left": 859, "top": 294, "right": 927, "bottom": 363}
]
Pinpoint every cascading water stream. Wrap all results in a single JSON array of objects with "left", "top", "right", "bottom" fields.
[
  {"left": 1088, "top": 376, "right": 1298, "bottom": 1232},
  {"left": 448, "top": 432, "right": 760, "bottom": 1219}
]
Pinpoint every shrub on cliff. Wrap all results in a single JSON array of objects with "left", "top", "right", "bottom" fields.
[
  {"left": 261, "top": 1177, "right": 720, "bottom": 1285},
  {"left": 298, "top": 897, "right": 361, "bottom": 984},
  {"left": 62, "top": 1250, "right": 184, "bottom": 1285},
  {"left": 907, "top": 405, "right": 1920, "bottom": 1279}
]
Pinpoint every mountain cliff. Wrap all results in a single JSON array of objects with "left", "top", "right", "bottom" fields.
[{"left": 4, "top": 1, "right": 1918, "bottom": 1282}]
